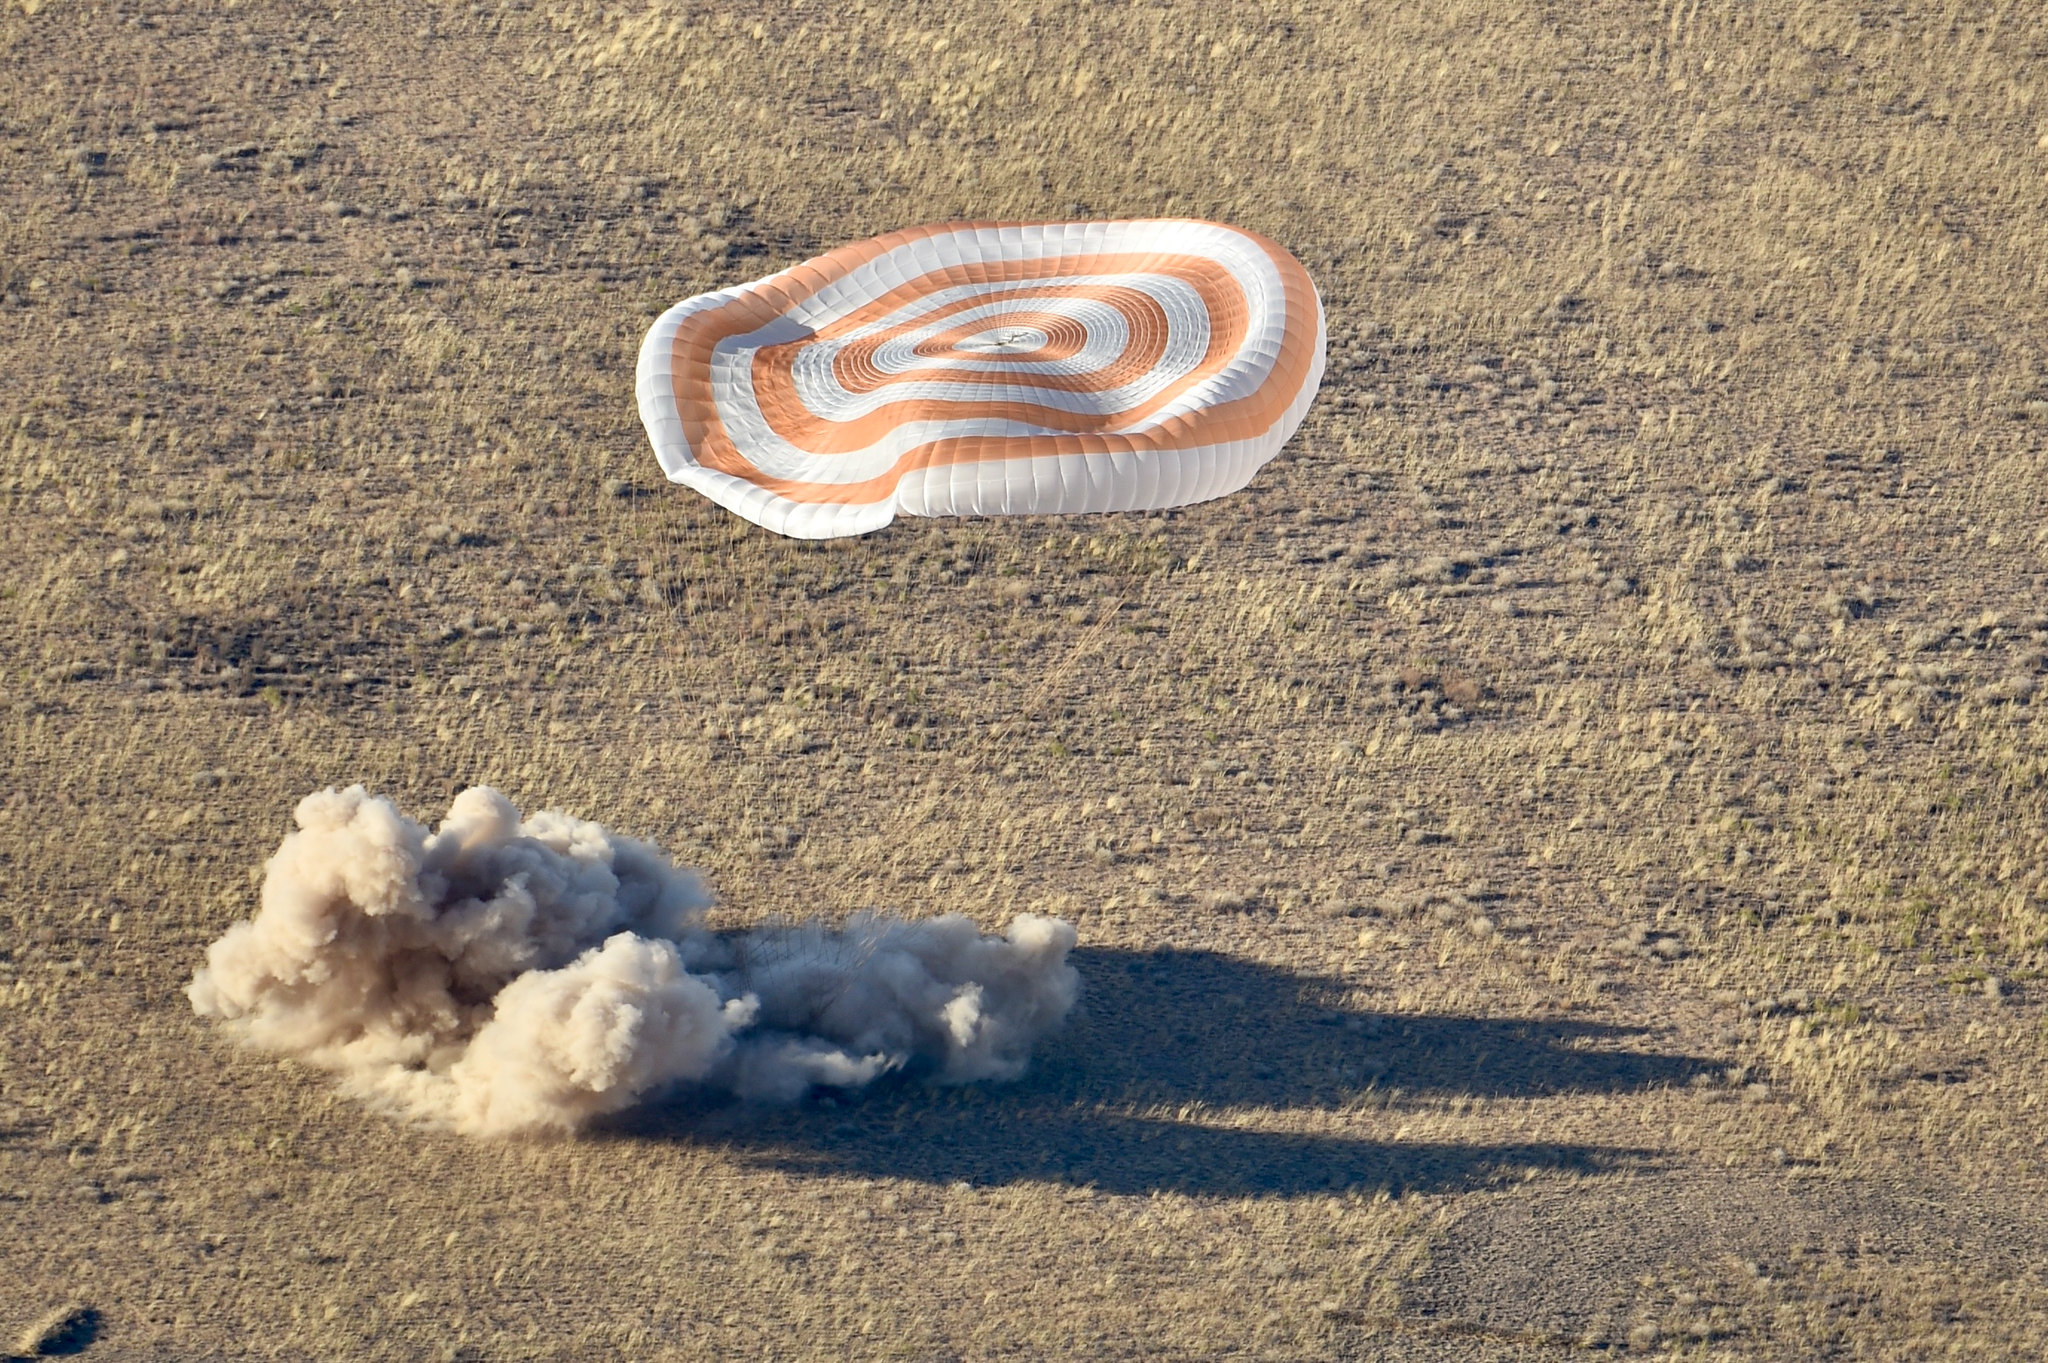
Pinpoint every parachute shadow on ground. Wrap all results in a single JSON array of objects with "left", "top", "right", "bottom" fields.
[{"left": 611, "top": 948, "right": 1699, "bottom": 1195}]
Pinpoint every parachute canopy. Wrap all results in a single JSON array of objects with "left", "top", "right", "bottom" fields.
[{"left": 636, "top": 219, "right": 1326, "bottom": 539}]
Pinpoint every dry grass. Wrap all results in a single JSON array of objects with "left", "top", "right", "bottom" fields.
[{"left": 3, "top": 0, "right": 2047, "bottom": 1357}]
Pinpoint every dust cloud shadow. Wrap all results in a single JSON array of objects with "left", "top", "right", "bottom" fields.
[
  {"left": 1044, "top": 946, "right": 1718, "bottom": 1109},
  {"left": 634, "top": 1098, "right": 1645, "bottom": 1197},
  {"left": 611, "top": 947, "right": 1705, "bottom": 1196}
]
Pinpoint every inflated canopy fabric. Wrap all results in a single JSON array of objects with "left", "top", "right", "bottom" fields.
[{"left": 636, "top": 219, "right": 1326, "bottom": 540}]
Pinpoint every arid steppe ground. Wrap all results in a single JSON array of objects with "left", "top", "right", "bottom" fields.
[{"left": 5, "top": 0, "right": 2048, "bottom": 1357}]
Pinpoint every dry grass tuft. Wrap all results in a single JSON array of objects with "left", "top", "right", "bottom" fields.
[{"left": 11, "top": 1304, "right": 97, "bottom": 1360}]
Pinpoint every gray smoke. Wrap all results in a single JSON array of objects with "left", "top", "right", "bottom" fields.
[{"left": 188, "top": 786, "right": 1079, "bottom": 1136}]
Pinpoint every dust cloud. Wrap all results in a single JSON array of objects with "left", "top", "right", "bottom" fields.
[{"left": 188, "top": 785, "right": 1079, "bottom": 1136}]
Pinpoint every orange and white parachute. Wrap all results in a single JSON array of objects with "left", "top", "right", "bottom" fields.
[{"left": 635, "top": 220, "right": 1326, "bottom": 539}]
